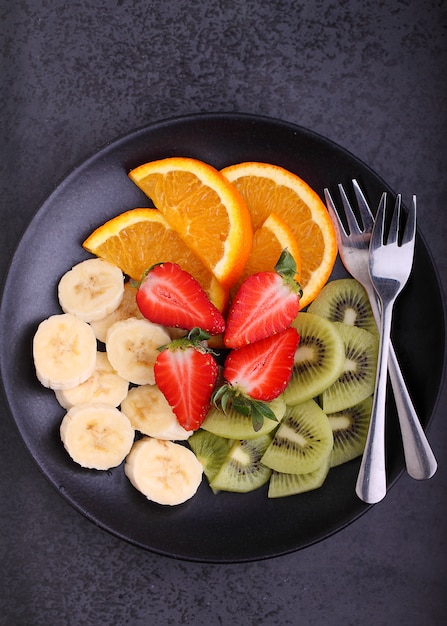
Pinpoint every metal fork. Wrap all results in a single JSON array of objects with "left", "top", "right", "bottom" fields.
[{"left": 325, "top": 182, "right": 437, "bottom": 500}]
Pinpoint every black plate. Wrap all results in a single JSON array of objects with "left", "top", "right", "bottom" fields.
[{"left": 0, "top": 113, "right": 444, "bottom": 562}]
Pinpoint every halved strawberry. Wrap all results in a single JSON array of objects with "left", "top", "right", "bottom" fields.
[
  {"left": 136, "top": 262, "right": 225, "bottom": 335},
  {"left": 154, "top": 328, "right": 219, "bottom": 431},
  {"left": 214, "top": 327, "right": 300, "bottom": 431},
  {"left": 223, "top": 250, "right": 302, "bottom": 349}
]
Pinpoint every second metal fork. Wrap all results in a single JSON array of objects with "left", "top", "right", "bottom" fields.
[{"left": 325, "top": 182, "right": 437, "bottom": 500}]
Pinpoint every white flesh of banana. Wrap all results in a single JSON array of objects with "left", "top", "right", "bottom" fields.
[
  {"left": 125, "top": 437, "right": 203, "bottom": 505},
  {"left": 33, "top": 313, "right": 97, "bottom": 390},
  {"left": 55, "top": 351, "right": 129, "bottom": 410},
  {"left": 90, "top": 282, "right": 145, "bottom": 343},
  {"left": 106, "top": 318, "right": 171, "bottom": 385},
  {"left": 58, "top": 258, "right": 124, "bottom": 322},
  {"left": 121, "top": 384, "right": 192, "bottom": 440},
  {"left": 60, "top": 403, "right": 135, "bottom": 470}
]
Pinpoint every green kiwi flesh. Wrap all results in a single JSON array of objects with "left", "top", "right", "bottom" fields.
[
  {"left": 261, "top": 399, "right": 333, "bottom": 474},
  {"left": 308, "top": 278, "right": 378, "bottom": 336},
  {"left": 188, "top": 430, "right": 233, "bottom": 486},
  {"left": 201, "top": 395, "right": 286, "bottom": 439},
  {"left": 282, "top": 312, "right": 345, "bottom": 406},
  {"left": 268, "top": 454, "right": 331, "bottom": 498},
  {"left": 210, "top": 434, "right": 273, "bottom": 493},
  {"left": 320, "top": 322, "right": 378, "bottom": 413},
  {"left": 328, "top": 395, "right": 372, "bottom": 467}
]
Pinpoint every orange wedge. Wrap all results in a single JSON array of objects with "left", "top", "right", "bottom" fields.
[
  {"left": 221, "top": 162, "right": 337, "bottom": 307},
  {"left": 82, "top": 208, "right": 228, "bottom": 312},
  {"left": 128, "top": 157, "right": 253, "bottom": 289},
  {"left": 231, "top": 212, "right": 302, "bottom": 297}
]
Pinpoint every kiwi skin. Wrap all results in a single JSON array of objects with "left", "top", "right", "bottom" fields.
[
  {"left": 327, "top": 395, "right": 372, "bottom": 467},
  {"left": 308, "top": 278, "right": 378, "bottom": 336}
]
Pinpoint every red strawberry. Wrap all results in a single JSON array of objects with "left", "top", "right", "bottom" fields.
[
  {"left": 154, "top": 328, "right": 219, "bottom": 431},
  {"left": 136, "top": 262, "right": 225, "bottom": 335},
  {"left": 223, "top": 250, "right": 302, "bottom": 349},
  {"left": 214, "top": 327, "right": 300, "bottom": 431}
]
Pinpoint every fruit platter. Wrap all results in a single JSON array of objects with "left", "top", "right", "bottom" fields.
[{"left": 0, "top": 113, "right": 444, "bottom": 562}]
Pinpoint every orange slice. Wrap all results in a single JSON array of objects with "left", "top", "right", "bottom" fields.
[
  {"left": 221, "top": 162, "right": 337, "bottom": 307},
  {"left": 128, "top": 157, "right": 253, "bottom": 289},
  {"left": 82, "top": 208, "right": 228, "bottom": 312},
  {"left": 231, "top": 212, "right": 302, "bottom": 297}
]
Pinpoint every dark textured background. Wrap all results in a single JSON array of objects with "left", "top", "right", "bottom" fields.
[{"left": 1, "top": 1, "right": 446, "bottom": 624}]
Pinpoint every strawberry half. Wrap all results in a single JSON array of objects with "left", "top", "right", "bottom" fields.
[
  {"left": 214, "top": 327, "right": 300, "bottom": 431},
  {"left": 136, "top": 262, "right": 225, "bottom": 335},
  {"left": 154, "top": 328, "right": 219, "bottom": 431},
  {"left": 223, "top": 250, "right": 302, "bottom": 349}
]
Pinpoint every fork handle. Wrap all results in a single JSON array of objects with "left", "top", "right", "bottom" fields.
[
  {"left": 356, "top": 301, "right": 392, "bottom": 503},
  {"left": 366, "top": 287, "right": 437, "bottom": 480}
]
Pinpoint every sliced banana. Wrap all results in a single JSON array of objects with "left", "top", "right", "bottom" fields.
[
  {"left": 33, "top": 313, "right": 97, "bottom": 390},
  {"left": 60, "top": 403, "right": 135, "bottom": 470},
  {"left": 125, "top": 437, "right": 203, "bottom": 505},
  {"left": 55, "top": 351, "right": 129, "bottom": 410},
  {"left": 106, "top": 318, "right": 170, "bottom": 385},
  {"left": 121, "top": 385, "right": 192, "bottom": 440},
  {"left": 90, "top": 282, "right": 144, "bottom": 343},
  {"left": 58, "top": 258, "right": 124, "bottom": 322}
]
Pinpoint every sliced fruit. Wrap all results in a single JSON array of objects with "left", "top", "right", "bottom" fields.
[
  {"left": 221, "top": 161, "right": 337, "bottom": 306},
  {"left": 154, "top": 328, "right": 219, "bottom": 431},
  {"left": 58, "top": 258, "right": 124, "bottom": 322},
  {"left": 268, "top": 455, "right": 331, "bottom": 498},
  {"left": 261, "top": 400, "right": 334, "bottom": 475},
  {"left": 121, "top": 384, "right": 193, "bottom": 440},
  {"left": 283, "top": 312, "right": 345, "bottom": 406},
  {"left": 60, "top": 403, "right": 135, "bottom": 470},
  {"left": 136, "top": 261, "right": 225, "bottom": 335},
  {"left": 128, "top": 157, "right": 253, "bottom": 288},
  {"left": 320, "top": 323, "right": 379, "bottom": 413},
  {"left": 231, "top": 212, "right": 301, "bottom": 295},
  {"left": 210, "top": 434, "right": 273, "bottom": 493},
  {"left": 125, "top": 437, "right": 203, "bottom": 506},
  {"left": 188, "top": 429, "right": 234, "bottom": 486},
  {"left": 55, "top": 351, "right": 129, "bottom": 410},
  {"left": 308, "top": 278, "right": 378, "bottom": 335},
  {"left": 106, "top": 317, "right": 171, "bottom": 385},
  {"left": 89, "top": 282, "right": 145, "bottom": 344},
  {"left": 33, "top": 313, "right": 97, "bottom": 390},
  {"left": 202, "top": 394, "right": 286, "bottom": 440},
  {"left": 83, "top": 208, "right": 227, "bottom": 312},
  {"left": 327, "top": 396, "right": 372, "bottom": 467},
  {"left": 223, "top": 249, "right": 301, "bottom": 349}
]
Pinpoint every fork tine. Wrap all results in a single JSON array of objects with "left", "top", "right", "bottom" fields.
[
  {"left": 401, "top": 195, "right": 417, "bottom": 245},
  {"left": 370, "top": 192, "right": 387, "bottom": 249},
  {"left": 338, "top": 184, "right": 363, "bottom": 235},
  {"left": 324, "top": 188, "right": 348, "bottom": 238},
  {"left": 387, "top": 194, "right": 402, "bottom": 244},
  {"left": 352, "top": 179, "right": 374, "bottom": 232}
]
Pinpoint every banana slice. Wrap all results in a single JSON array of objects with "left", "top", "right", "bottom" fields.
[
  {"left": 121, "top": 385, "right": 193, "bottom": 440},
  {"left": 55, "top": 351, "right": 129, "bottom": 410},
  {"left": 125, "top": 437, "right": 203, "bottom": 505},
  {"left": 33, "top": 313, "right": 97, "bottom": 390},
  {"left": 58, "top": 258, "right": 124, "bottom": 322},
  {"left": 90, "top": 282, "right": 145, "bottom": 343},
  {"left": 60, "top": 403, "right": 135, "bottom": 470},
  {"left": 106, "top": 318, "right": 170, "bottom": 385}
]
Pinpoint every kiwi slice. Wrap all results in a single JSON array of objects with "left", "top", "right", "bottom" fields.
[
  {"left": 268, "top": 455, "right": 331, "bottom": 498},
  {"left": 327, "top": 395, "right": 372, "bottom": 467},
  {"left": 320, "top": 322, "right": 378, "bottom": 413},
  {"left": 308, "top": 278, "right": 378, "bottom": 336},
  {"left": 210, "top": 434, "right": 272, "bottom": 493},
  {"left": 201, "top": 395, "right": 286, "bottom": 439},
  {"left": 188, "top": 430, "right": 233, "bottom": 485},
  {"left": 282, "top": 312, "right": 345, "bottom": 406},
  {"left": 261, "top": 399, "right": 334, "bottom": 475}
]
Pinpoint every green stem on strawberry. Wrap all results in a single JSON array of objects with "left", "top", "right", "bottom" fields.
[{"left": 212, "top": 384, "right": 278, "bottom": 432}]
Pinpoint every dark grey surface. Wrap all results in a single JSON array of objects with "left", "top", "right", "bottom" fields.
[{"left": 1, "top": 1, "right": 446, "bottom": 624}]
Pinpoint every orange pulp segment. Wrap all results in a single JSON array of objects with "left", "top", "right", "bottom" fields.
[
  {"left": 221, "top": 162, "right": 337, "bottom": 307},
  {"left": 128, "top": 157, "right": 253, "bottom": 289},
  {"left": 82, "top": 208, "right": 228, "bottom": 312}
]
